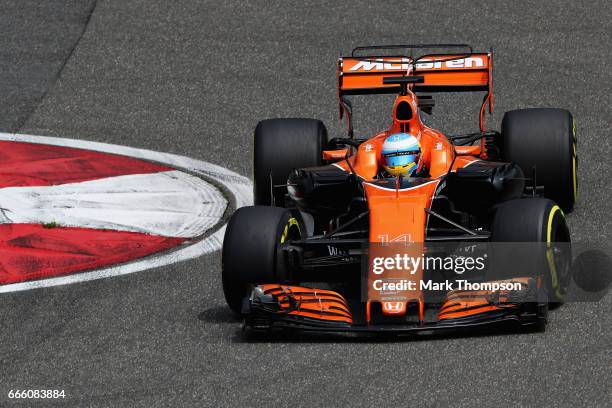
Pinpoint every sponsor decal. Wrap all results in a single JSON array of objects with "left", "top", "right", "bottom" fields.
[
  {"left": 349, "top": 58, "right": 411, "bottom": 71},
  {"left": 327, "top": 245, "right": 358, "bottom": 263},
  {"left": 348, "top": 57, "right": 484, "bottom": 72},
  {"left": 382, "top": 301, "right": 405, "bottom": 314},
  {"left": 415, "top": 57, "right": 484, "bottom": 70}
]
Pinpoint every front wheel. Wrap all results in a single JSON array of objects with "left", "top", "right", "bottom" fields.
[
  {"left": 221, "top": 206, "right": 302, "bottom": 314},
  {"left": 490, "top": 198, "right": 572, "bottom": 306}
]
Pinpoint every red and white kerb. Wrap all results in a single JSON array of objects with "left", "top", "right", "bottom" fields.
[{"left": 0, "top": 134, "right": 252, "bottom": 291}]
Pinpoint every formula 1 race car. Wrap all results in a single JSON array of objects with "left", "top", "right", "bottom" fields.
[{"left": 222, "top": 44, "right": 577, "bottom": 335}]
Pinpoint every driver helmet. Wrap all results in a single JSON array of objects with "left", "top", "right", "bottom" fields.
[{"left": 381, "top": 132, "right": 421, "bottom": 177}]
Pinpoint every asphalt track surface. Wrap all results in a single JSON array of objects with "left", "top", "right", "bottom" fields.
[{"left": 1, "top": 1, "right": 610, "bottom": 406}]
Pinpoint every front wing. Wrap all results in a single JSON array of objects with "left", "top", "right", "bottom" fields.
[{"left": 243, "top": 281, "right": 546, "bottom": 335}]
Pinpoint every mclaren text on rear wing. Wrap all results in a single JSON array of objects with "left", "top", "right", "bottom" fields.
[{"left": 338, "top": 53, "right": 492, "bottom": 95}]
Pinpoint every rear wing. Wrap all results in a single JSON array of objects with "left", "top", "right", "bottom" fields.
[{"left": 337, "top": 44, "right": 494, "bottom": 130}]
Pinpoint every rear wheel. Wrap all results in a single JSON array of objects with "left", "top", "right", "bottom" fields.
[
  {"left": 221, "top": 206, "right": 302, "bottom": 314},
  {"left": 254, "top": 118, "right": 327, "bottom": 206},
  {"left": 501, "top": 108, "right": 577, "bottom": 212}
]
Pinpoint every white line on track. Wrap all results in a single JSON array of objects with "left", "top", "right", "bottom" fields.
[{"left": 0, "top": 132, "right": 253, "bottom": 293}]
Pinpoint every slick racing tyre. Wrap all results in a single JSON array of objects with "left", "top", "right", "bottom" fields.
[
  {"left": 254, "top": 118, "right": 327, "bottom": 206},
  {"left": 221, "top": 206, "right": 302, "bottom": 314},
  {"left": 500, "top": 108, "right": 577, "bottom": 212},
  {"left": 490, "top": 198, "right": 572, "bottom": 307}
]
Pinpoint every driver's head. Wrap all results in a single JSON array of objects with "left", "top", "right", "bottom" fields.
[{"left": 382, "top": 132, "right": 421, "bottom": 177}]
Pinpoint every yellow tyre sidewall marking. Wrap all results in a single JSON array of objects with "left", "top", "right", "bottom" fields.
[
  {"left": 280, "top": 217, "right": 300, "bottom": 243},
  {"left": 573, "top": 155, "right": 577, "bottom": 201},
  {"left": 546, "top": 205, "right": 564, "bottom": 299}
]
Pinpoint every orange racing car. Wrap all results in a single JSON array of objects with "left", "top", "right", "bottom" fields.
[{"left": 222, "top": 44, "right": 577, "bottom": 335}]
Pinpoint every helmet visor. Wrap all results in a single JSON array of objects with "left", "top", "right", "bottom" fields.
[{"left": 384, "top": 150, "right": 420, "bottom": 168}]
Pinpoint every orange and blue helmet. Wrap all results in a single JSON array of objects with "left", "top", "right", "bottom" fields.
[{"left": 382, "top": 132, "right": 421, "bottom": 177}]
